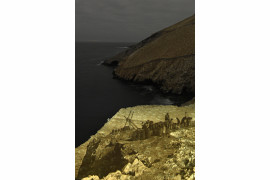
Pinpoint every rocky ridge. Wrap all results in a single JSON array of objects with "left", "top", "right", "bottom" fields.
[
  {"left": 76, "top": 104, "right": 195, "bottom": 180},
  {"left": 103, "top": 15, "right": 195, "bottom": 95}
]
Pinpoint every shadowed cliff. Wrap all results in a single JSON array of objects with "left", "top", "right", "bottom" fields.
[{"left": 104, "top": 15, "right": 195, "bottom": 95}]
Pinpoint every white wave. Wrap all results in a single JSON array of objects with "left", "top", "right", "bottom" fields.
[
  {"left": 143, "top": 85, "right": 153, "bottom": 92},
  {"left": 150, "top": 96, "right": 174, "bottom": 105},
  {"left": 96, "top": 60, "right": 104, "bottom": 66}
]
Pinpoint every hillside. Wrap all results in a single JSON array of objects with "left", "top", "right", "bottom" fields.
[{"left": 104, "top": 15, "right": 195, "bottom": 95}]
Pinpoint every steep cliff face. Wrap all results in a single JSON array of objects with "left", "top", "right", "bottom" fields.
[{"left": 104, "top": 15, "right": 195, "bottom": 95}]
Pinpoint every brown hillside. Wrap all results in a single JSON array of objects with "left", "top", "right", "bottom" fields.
[{"left": 104, "top": 15, "right": 195, "bottom": 95}]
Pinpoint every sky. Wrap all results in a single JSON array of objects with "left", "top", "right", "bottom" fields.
[{"left": 76, "top": 0, "right": 195, "bottom": 42}]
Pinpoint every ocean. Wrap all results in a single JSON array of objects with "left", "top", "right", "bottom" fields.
[{"left": 75, "top": 42, "right": 192, "bottom": 147}]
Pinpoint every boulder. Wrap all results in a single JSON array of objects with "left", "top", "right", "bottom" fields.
[
  {"left": 122, "top": 163, "right": 133, "bottom": 175},
  {"left": 122, "top": 158, "right": 147, "bottom": 177},
  {"left": 103, "top": 170, "right": 130, "bottom": 180},
  {"left": 131, "top": 158, "right": 147, "bottom": 176}
]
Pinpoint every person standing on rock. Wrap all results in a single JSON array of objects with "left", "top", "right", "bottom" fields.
[
  {"left": 181, "top": 115, "right": 187, "bottom": 127},
  {"left": 165, "top": 113, "right": 170, "bottom": 122},
  {"left": 186, "top": 117, "right": 192, "bottom": 127},
  {"left": 176, "top": 117, "right": 181, "bottom": 129},
  {"left": 177, "top": 117, "right": 180, "bottom": 124}
]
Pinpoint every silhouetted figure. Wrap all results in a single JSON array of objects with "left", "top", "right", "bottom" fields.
[
  {"left": 165, "top": 113, "right": 170, "bottom": 122},
  {"left": 186, "top": 117, "right": 192, "bottom": 127},
  {"left": 177, "top": 117, "right": 180, "bottom": 125},
  {"left": 180, "top": 112, "right": 192, "bottom": 127}
]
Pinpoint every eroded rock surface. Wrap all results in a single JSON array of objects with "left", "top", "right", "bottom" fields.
[{"left": 76, "top": 105, "right": 195, "bottom": 180}]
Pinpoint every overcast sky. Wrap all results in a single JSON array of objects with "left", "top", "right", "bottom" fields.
[{"left": 76, "top": 0, "right": 195, "bottom": 42}]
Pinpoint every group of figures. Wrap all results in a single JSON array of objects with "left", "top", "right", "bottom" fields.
[
  {"left": 110, "top": 112, "right": 193, "bottom": 141},
  {"left": 131, "top": 112, "right": 192, "bottom": 140}
]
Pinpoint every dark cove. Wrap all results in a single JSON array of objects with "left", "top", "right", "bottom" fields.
[{"left": 75, "top": 42, "right": 192, "bottom": 147}]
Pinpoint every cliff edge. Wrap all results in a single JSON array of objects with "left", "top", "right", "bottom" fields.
[
  {"left": 104, "top": 15, "right": 195, "bottom": 95},
  {"left": 76, "top": 105, "right": 195, "bottom": 179}
]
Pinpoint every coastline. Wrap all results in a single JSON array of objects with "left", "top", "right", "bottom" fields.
[
  {"left": 75, "top": 14, "right": 195, "bottom": 179},
  {"left": 76, "top": 42, "right": 192, "bottom": 147}
]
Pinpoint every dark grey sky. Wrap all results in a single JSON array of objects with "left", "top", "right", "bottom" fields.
[{"left": 76, "top": 0, "right": 195, "bottom": 42}]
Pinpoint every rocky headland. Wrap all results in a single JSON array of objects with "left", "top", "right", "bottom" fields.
[
  {"left": 103, "top": 15, "right": 195, "bottom": 95},
  {"left": 76, "top": 104, "right": 195, "bottom": 180},
  {"left": 76, "top": 15, "right": 196, "bottom": 180}
]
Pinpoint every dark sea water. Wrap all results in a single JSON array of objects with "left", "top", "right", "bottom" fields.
[{"left": 75, "top": 42, "right": 192, "bottom": 147}]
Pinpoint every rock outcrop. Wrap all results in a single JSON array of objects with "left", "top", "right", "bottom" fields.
[
  {"left": 103, "top": 15, "right": 195, "bottom": 95},
  {"left": 76, "top": 104, "right": 195, "bottom": 180}
]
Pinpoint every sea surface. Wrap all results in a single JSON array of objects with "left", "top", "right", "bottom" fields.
[{"left": 75, "top": 42, "right": 192, "bottom": 147}]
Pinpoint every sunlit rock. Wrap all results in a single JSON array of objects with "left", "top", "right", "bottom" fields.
[{"left": 76, "top": 104, "right": 195, "bottom": 179}]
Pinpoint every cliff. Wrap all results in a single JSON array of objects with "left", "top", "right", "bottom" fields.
[
  {"left": 103, "top": 15, "right": 195, "bottom": 95},
  {"left": 76, "top": 104, "right": 195, "bottom": 179}
]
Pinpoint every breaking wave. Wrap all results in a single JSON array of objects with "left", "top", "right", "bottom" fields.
[
  {"left": 150, "top": 96, "right": 174, "bottom": 105},
  {"left": 96, "top": 60, "right": 104, "bottom": 66}
]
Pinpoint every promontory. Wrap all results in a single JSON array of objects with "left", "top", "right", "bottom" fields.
[{"left": 104, "top": 15, "right": 195, "bottom": 96}]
